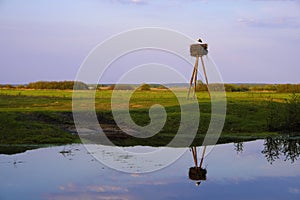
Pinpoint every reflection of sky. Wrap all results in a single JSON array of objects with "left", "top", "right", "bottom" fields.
[
  {"left": 0, "top": 0, "right": 300, "bottom": 84},
  {"left": 0, "top": 140, "right": 300, "bottom": 199}
]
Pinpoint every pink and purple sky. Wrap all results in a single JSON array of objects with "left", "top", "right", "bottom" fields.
[{"left": 0, "top": 0, "right": 299, "bottom": 84}]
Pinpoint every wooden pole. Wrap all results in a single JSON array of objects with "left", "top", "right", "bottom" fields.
[
  {"left": 199, "top": 146, "right": 207, "bottom": 168},
  {"left": 187, "top": 56, "right": 199, "bottom": 99},
  {"left": 200, "top": 56, "right": 210, "bottom": 98},
  {"left": 188, "top": 67, "right": 196, "bottom": 99},
  {"left": 193, "top": 59, "right": 198, "bottom": 98},
  {"left": 191, "top": 147, "right": 198, "bottom": 168}
]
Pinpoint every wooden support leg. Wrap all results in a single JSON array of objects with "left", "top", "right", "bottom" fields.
[
  {"left": 193, "top": 61, "right": 198, "bottom": 98},
  {"left": 200, "top": 56, "right": 210, "bottom": 98},
  {"left": 191, "top": 147, "right": 198, "bottom": 168},
  {"left": 187, "top": 67, "right": 196, "bottom": 99},
  {"left": 199, "top": 146, "right": 207, "bottom": 168},
  {"left": 187, "top": 56, "right": 199, "bottom": 99}
]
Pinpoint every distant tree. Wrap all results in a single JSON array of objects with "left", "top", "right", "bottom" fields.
[
  {"left": 16, "top": 84, "right": 25, "bottom": 89},
  {"left": 114, "top": 84, "right": 134, "bottom": 90},
  {"left": 195, "top": 80, "right": 208, "bottom": 92},
  {"left": 107, "top": 84, "right": 115, "bottom": 90},
  {"left": 138, "top": 83, "right": 151, "bottom": 91},
  {"left": 1, "top": 84, "right": 14, "bottom": 89},
  {"left": 158, "top": 84, "right": 168, "bottom": 90},
  {"left": 27, "top": 81, "right": 88, "bottom": 90}
]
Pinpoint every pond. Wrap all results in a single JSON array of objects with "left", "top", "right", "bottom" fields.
[{"left": 0, "top": 139, "right": 300, "bottom": 200}]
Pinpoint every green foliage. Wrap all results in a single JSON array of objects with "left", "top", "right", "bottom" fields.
[
  {"left": 195, "top": 80, "right": 208, "bottom": 91},
  {"left": 0, "top": 112, "right": 78, "bottom": 144},
  {"left": 252, "top": 84, "right": 300, "bottom": 93},
  {"left": 225, "top": 84, "right": 250, "bottom": 92},
  {"left": 0, "top": 84, "right": 14, "bottom": 89},
  {"left": 108, "top": 84, "right": 134, "bottom": 90},
  {"left": 138, "top": 83, "right": 151, "bottom": 91},
  {"left": 267, "top": 94, "right": 300, "bottom": 132},
  {"left": 196, "top": 82, "right": 250, "bottom": 92},
  {"left": 276, "top": 84, "right": 300, "bottom": 93},
  {"left": 0, "top": 88, "right": 300, "bottom": 145},
  {"left": 158, "top": 84, "right": 168, "bottom": 89},
  {"left": 27, "top": 81, "right": 89, "bottom": 90}
]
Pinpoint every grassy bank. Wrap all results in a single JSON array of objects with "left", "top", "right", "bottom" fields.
[{"left": 0, "top": 89, "right": 299, "bottom": 146}]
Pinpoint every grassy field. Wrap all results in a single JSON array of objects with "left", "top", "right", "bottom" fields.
[{"left": 0, "top": 88, "right": 299, "bottom": 147}]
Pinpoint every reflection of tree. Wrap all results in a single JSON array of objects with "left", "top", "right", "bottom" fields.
[
  {"left": 234, "top": 142, "right": 244, "bottom": 154},
  {"left": 282, "top": 139, "right": 300, "bottom": 163},
  {"left": 262, "top": 137, "right": 281, "bottom": 164},
  {"left": 262, "top": 137, "right": 300, "bottom": 164}
]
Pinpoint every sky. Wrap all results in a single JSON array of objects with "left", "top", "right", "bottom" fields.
[{"left": 0, "top": 0, "right": 299, "bottom": 84}]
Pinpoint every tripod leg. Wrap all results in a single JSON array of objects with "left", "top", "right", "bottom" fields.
[
  {"left": 200, "top": 56, "right": 210, "bottom": 98},
  {"left": 199, "top": 146, "right": 207, "bottom": 168},
  {"left": 187, "top": 67, "right": 196, "bottom": 99},
  {"left": 188, "top": 57, "right": 199, "bottom": 99},
  {"left": 191, "top": 147, "right": 198, "bottom": 168},
  {"left": 193, "top": 60, "right": 198, "bottom": 98}
]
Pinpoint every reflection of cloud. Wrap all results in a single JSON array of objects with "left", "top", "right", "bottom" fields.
[
  {"left": 130, "top": 173, "right": 140, "bottom": 177},
  {"left": 44, "top": 193, "right": 130, "bottom": 200},
  {"left": 289, "top": 187, "right": 300, "bottom": 194},
  {"left": 237, "top": 17, "right": 300, "bottom": 29},
  {"left": 45, "top": 183, "right": 131, "bottom": 200},
  {"left": 59, "top": 183, "right": 128, "bottom": 193},
  {"left": 110, "top": 0, "right": 147, "bottom": 5}
]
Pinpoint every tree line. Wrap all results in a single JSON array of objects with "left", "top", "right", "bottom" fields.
[
  {"left": 0, "top": 81, "right": 89, "bottom": 90},
  {"left": 196, "top": 82, "right": 300, "bottom": 93},
  {"left": 1, "top": 81, "right": 300, "bottom": 92}
]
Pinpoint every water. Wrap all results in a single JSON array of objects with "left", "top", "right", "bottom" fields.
[{"left": 1, "top": 139, "right": 300, "bottom": 200}]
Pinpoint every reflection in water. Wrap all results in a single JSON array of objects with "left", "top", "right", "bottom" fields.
[
  {"left": 189, "top": 146, "right": 207, "bottom": 186},
  {"left": 231, "top": 137, "right": 300, "bottom": 164},
  {"left": 234, "top": 142, "right": 244, "bottom": 154},
  {"left": 1, "top": 140, "right": 300, "bottom": 199},
  {"left": 261, "top": 137, "right": 300, "bottom": 164}
]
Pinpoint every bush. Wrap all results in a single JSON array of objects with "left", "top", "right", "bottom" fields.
[
  {"left": 225, "top": 84, "right": 250, "bottom": 92},
  {"left": 138, "top": 83, "right": 151, "bottom": 91},
  {"left": 267, "top": 93, "right": 300, "bottom": 132},
  {"left": 158, "top": 85, "right": 168, "bottom": 89},
  {"left": 27, "top": 81, "right": 89, "bottom": 90},
  {"left": 113, "top": 84, "right": 134, "bottom": 90},
  {"left": 195, "top": 81, "right": 208, "bottom": 92}
]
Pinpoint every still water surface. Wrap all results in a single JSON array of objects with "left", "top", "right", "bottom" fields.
[{"left": 0, "top": 139, "right": 300, "bottom": 200}]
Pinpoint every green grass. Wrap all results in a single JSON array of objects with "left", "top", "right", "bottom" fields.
[{"left": 0, "top": 88, "right": 299, "bottom": 146}]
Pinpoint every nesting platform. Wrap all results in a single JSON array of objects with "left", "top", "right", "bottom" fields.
[
  {"left": 187, "top": 43, "right": 210, "bottom": 99},
  {"left": 190, "top": 44, "right": 208, "bottom": 57}
]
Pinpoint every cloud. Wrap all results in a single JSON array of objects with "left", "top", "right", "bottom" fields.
[
  {"left": 289, "top": 187, "right": 300, "bottom": 194},
  {"left": 44, "top": 183, "right": 133, "bottom": 200},
  {"left": 58, "top": 183, "right": 128, "bottom": 193},
  {"left": 237, "top": 17, "right": 300, "bottom": 29},
  {"left": 43, "top": 193, "right": 130, "bottom": 200},
  {"left": 110, "top": 0, "right": 147, "bottom": 5}
]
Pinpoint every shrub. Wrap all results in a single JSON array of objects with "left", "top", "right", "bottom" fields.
[
  {"left": 113, "top": 84, "right": 134, "bottom": 90},
  {"left": 138, "top": 83, "right": 151, "bottom": 91},
  {"left": 267, "top": 93, "right": 300, "bottom": 132},
  {"left": 27, "top": 81, "right": 89, "bottom": 90}
]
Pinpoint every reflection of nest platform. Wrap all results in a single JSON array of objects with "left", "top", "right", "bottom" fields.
[
  {"left": 189, "top": 146, "right": 207, "bottom": 186},
  {"left": 189, "top": 167, "right": 207, "bottom": 181},
  {"left": 188, "top": 43, "right": 210, "bottom": 99}
]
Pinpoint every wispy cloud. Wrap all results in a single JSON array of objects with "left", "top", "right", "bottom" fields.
[
  {"left": 289, "top": 187, "right": 300, "bottom": 194},
  {"left": 58, "top": 183, "right": 129, "bottom": 193},
  {"left": 237, "top": 17, "right": 300, "bottom": 29},
  {"left": 110, "top": 0, "right": 148, "bottom": 5},
  {"left": 43, "top": 183, "right": 132, "bottom": 200}
]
